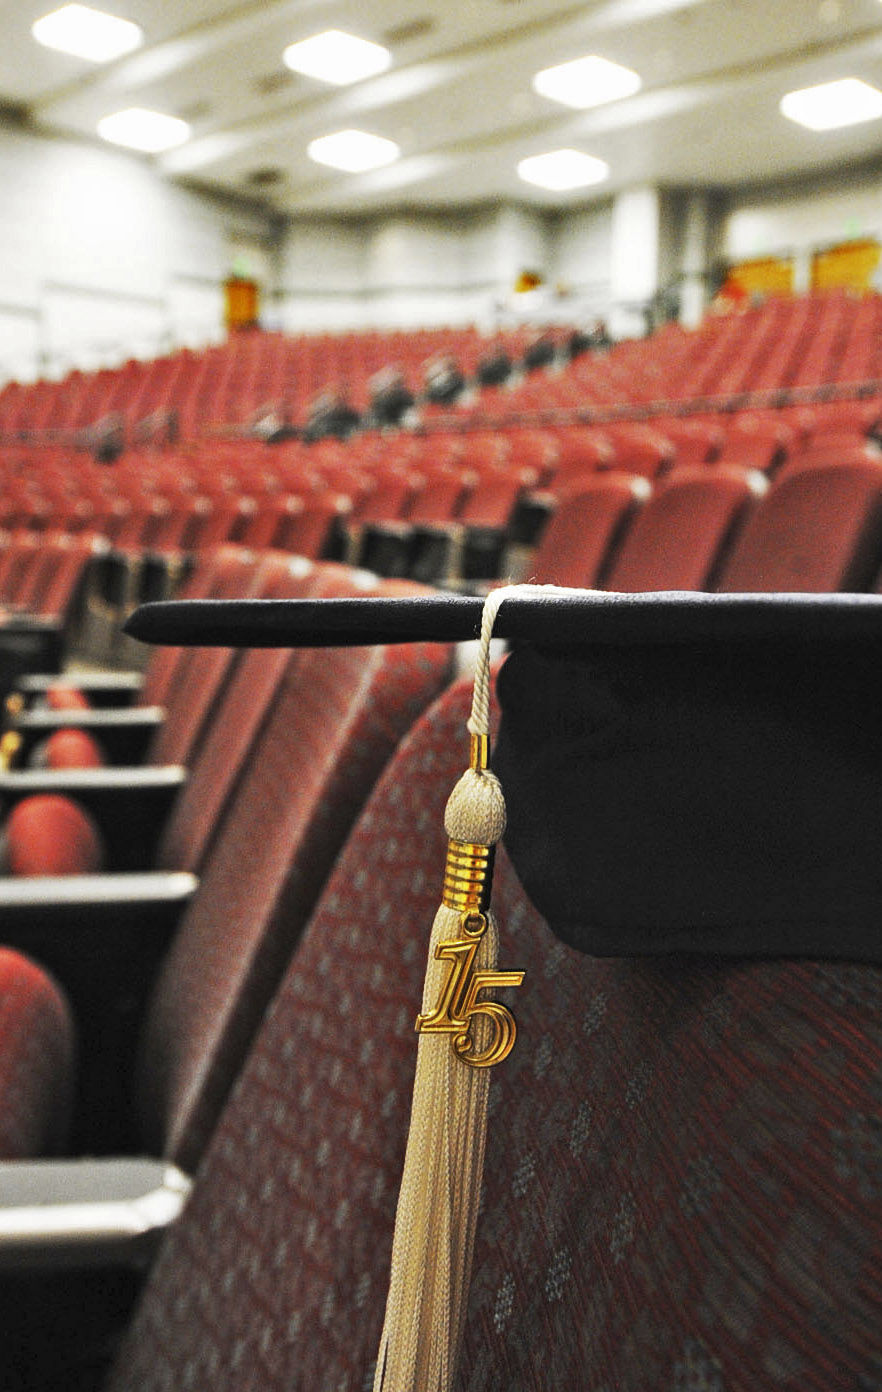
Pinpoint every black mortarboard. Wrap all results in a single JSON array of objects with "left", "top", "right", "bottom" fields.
[{"left": 127, "top": 588, "right": 882, "bottom": 967}]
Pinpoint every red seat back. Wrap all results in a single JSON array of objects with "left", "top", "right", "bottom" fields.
[
  {"left": 4, "top": 795, "right": 104, "bottom": 876},
  {"left": 605, "top": 466, "right": 763, "bottom": 592},
  {"left": 532, "top": 473, "right": 649, "bottom": 587},
  {"left": 716, "top": 459, "right": 882, "bottom": 592},
  {"left": 136, "top": 580, "right": 451, "bottom": 1168}
]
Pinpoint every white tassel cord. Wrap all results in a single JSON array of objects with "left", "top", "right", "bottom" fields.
[{"left": 374, "top": 586, "right": 526, "bottom": 1392}]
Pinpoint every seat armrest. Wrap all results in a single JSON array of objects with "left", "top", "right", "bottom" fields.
[
  {"left": 13, "top": 707, "right": 164, "bottom": 764},
  {"left": 0, "top": 1158, "right": 191, "bottom": 1270},
  {"left": 0, "top": 872, "right": 197, "bottom": 979},
  {"left": 0, "top": 766, "right": 186, "bottom": 869},
  {"left": 16, "top": 672, "right": 144, "bottom": 707},
  {"left": 0, "top": 870, "right": 196, "bottom": 921}
]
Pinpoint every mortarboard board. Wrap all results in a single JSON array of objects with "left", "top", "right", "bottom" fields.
[
  {"left": 127, "top": 588, "right": 882, "bottom": 967},
  {"left": 126, "top": 585, "right": 882, "bottom": 1388}
]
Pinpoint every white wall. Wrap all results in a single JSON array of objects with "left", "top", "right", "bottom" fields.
[
  {"left": 276, "top": 207, "right": 515, "bottom": 333},
  {"left": 0, "top": 120, "right": 272, "bottom": 380},
  {"left": 275, "top": 202, "right": 616, "bottom": 333},
  {"left": 723, "top": 166, "right": 882, "bottom": 267}
]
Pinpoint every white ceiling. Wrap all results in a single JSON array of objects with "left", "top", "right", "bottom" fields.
[{"left": 5, "top": 0, "right": 882, "bottom": 215}]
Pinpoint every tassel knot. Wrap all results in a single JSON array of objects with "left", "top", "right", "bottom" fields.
[{"left": 444, "top": 767, "right": 506, "bottom": 845}]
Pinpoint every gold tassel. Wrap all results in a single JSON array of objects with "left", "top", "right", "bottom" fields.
[{"left": 374, "top": 590, "right": 525, "bottom": 1392}]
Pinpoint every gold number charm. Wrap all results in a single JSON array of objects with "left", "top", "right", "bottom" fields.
[{"left": 416, "top": 912, "right": 524, "bottom": 1067}]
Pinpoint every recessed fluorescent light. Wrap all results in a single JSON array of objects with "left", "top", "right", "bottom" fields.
[
  {"left": 97, "top": 108, "right": 191, "bottom": 153},
  {"left": 32, "top": 4, "right": 143, "bottom": 62},
  {"left": 533, "top": 54, "right": 641, "bottom": 110},
  {"left": 780, "top": 77, "right": 882, "bottom": 130},
  {"left": 283, "top": 30, "right": 391, "bottom": 86},
  {"left": 518, "top": 149, "right": 609, "bottom": 191},
  {"left": 307, "top": 129, "right": 400, "bottom": 173}
]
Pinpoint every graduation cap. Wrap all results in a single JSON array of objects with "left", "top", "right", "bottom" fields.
[
  {"left": 126, "top": 585, "right": 882, "bottom": 1388},
  {"left": 127, "top": 586, "right": 882, "bottom": 968}
]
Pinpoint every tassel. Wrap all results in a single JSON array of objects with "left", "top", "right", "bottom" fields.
[{"left": 374, "top": 587, "right": 525, "bottom": 1392}]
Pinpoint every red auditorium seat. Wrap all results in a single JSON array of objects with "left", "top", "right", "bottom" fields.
[
  {"left": 94, "top": 672, "right": 882, "bottom": 1392},
  {"left": 145, "top": 549, "right": 296, "bottom": 775},
  {"left": 153, "top": 564, "right": 373, "bottom": 876},
  {"left": 37, "top": 728, "right": 105, "bottom": 769},
  {"left": 133, "top": 595, "right": 451, "bottom": 1170},
  {"left": 138, "top": 545, "right": 257, "bottom": 711},
  {"left": 600, "top": 423, "right": 676, "bottom": 479},
  {"left": 651, "top": 417, "right": 724, "bottom": 467},
  {"left": 2, "top": 795, "right": 103, "bottom": 876},
  {"left": 715, "top": 459, "right": 882, "bottom": 592},
  {"left": 716, "top": 413, "right": 794, "bottom": 473},
  {"left": 44, "top": 687, "right": 90, "bottom": 712},
  {"left": 531, "top": 473, "right": 650, "bottom": 587},
  {"left": 784, "top": 434, "right": 880, "bottom": 471},
  {"left": 0, "top": 947, "right": 74, "bottom": 1159},
  {"left": 0, "top": 532, "right": 42, "bottom": 607},
  {"left": 270, "top": 491, "right": 350, "bottom": 559},
  {"left": 550, "top": 426, "right": 614, "bottom": 477},
  {"left": 604, "top": 465, "right": 765, "bottom": 592}
]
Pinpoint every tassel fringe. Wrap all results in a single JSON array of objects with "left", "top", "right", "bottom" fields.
[{"left": 373, "top": 903, "right": 499, "bottom": 1391}]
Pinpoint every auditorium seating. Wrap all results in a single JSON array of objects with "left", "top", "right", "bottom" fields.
[
  {"left": 1, "top": 559, "right": 381, "bottom": 877},
  {"left": 0, "top": 946, "right": 74, "bottom": 1159},
  {"left": 0, "top": 299, "right": 880, "bottom": 645},
  {"left": 0, "top": 295, "right": 882, "bottom": 1386},
  {"left": 0, "top": 578, "right": 452, "bottom": 1165}
]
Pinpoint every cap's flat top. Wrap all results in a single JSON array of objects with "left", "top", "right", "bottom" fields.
[{"left": 125, "top": 590, "right": 882, "bottom": 649}]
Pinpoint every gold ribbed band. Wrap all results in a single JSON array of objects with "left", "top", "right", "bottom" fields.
[
  {"left": 469, "top": 733, "right": 489, "bottom": 772},
  {"left": 442, "top": 838, "right": 495, "bottom": 913}
]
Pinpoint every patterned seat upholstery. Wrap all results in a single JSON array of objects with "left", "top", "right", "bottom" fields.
[
  {"left": 107, "top": 674, "right": 882, "bottom": 1390},
  {"left": 146, "top": 548, "right": 294, "bottom": 770},
  {"left": 138, "top": 546, "right": 256, "bottom": 711},
  {"left": 136, "top": 582, "right": 451, "bottom": 1169},
  {"left": 0, "top": 947, "right": 74, "bottom": 1158},
  {"left": 155, "top": 563, "right": 380, "bottom": 877}
]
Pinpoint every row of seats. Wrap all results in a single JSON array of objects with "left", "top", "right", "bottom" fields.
[
  {"left": 0, "top": 389, "right": 878, "bottom": 543},
  {"left": 0, "top": 324, "right": 534, "bottom": 440},
  {"left": 528, "top": 455, "right": 882, "bottom": 594},
  {"left": 1, "top": 291, "right": 880, "bottom": 450},
  {"left": 454, "top": 290, "right": 882, "bottom": 425},
  {"left": 0, "top": 550, "right": 454, "bottom": 1168},
  {"left": 1, "top": 448, "right": 882, "bottom": 682},
  {"left": 0, "top": 401, "right": 880, "bottom": 642}
]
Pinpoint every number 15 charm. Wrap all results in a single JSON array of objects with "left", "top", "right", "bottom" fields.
[{"left": 416, "top": 911, "right": 524, "bottom": 1068}]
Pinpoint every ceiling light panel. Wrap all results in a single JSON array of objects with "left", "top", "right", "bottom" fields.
[
  {"left": 32, "top": 4, "right": 143, "bottom": 62},
  {"left": 307, "top": 130, "right": 400, "bottom": 173},
  {"left": 517, "top": 149, "right": 609, "bottom": 191},
  {"left": 283, "top": 30, "right": 391, "bottom": 86},
  {"left": 780, "top": 77, "right": 882, "bottom": 131},
  {"left": 533, "top": 54, "right": 641, "bottom": 110},
  {"left": 97, "top": 108, "right": 191, "bottom": 153}
]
